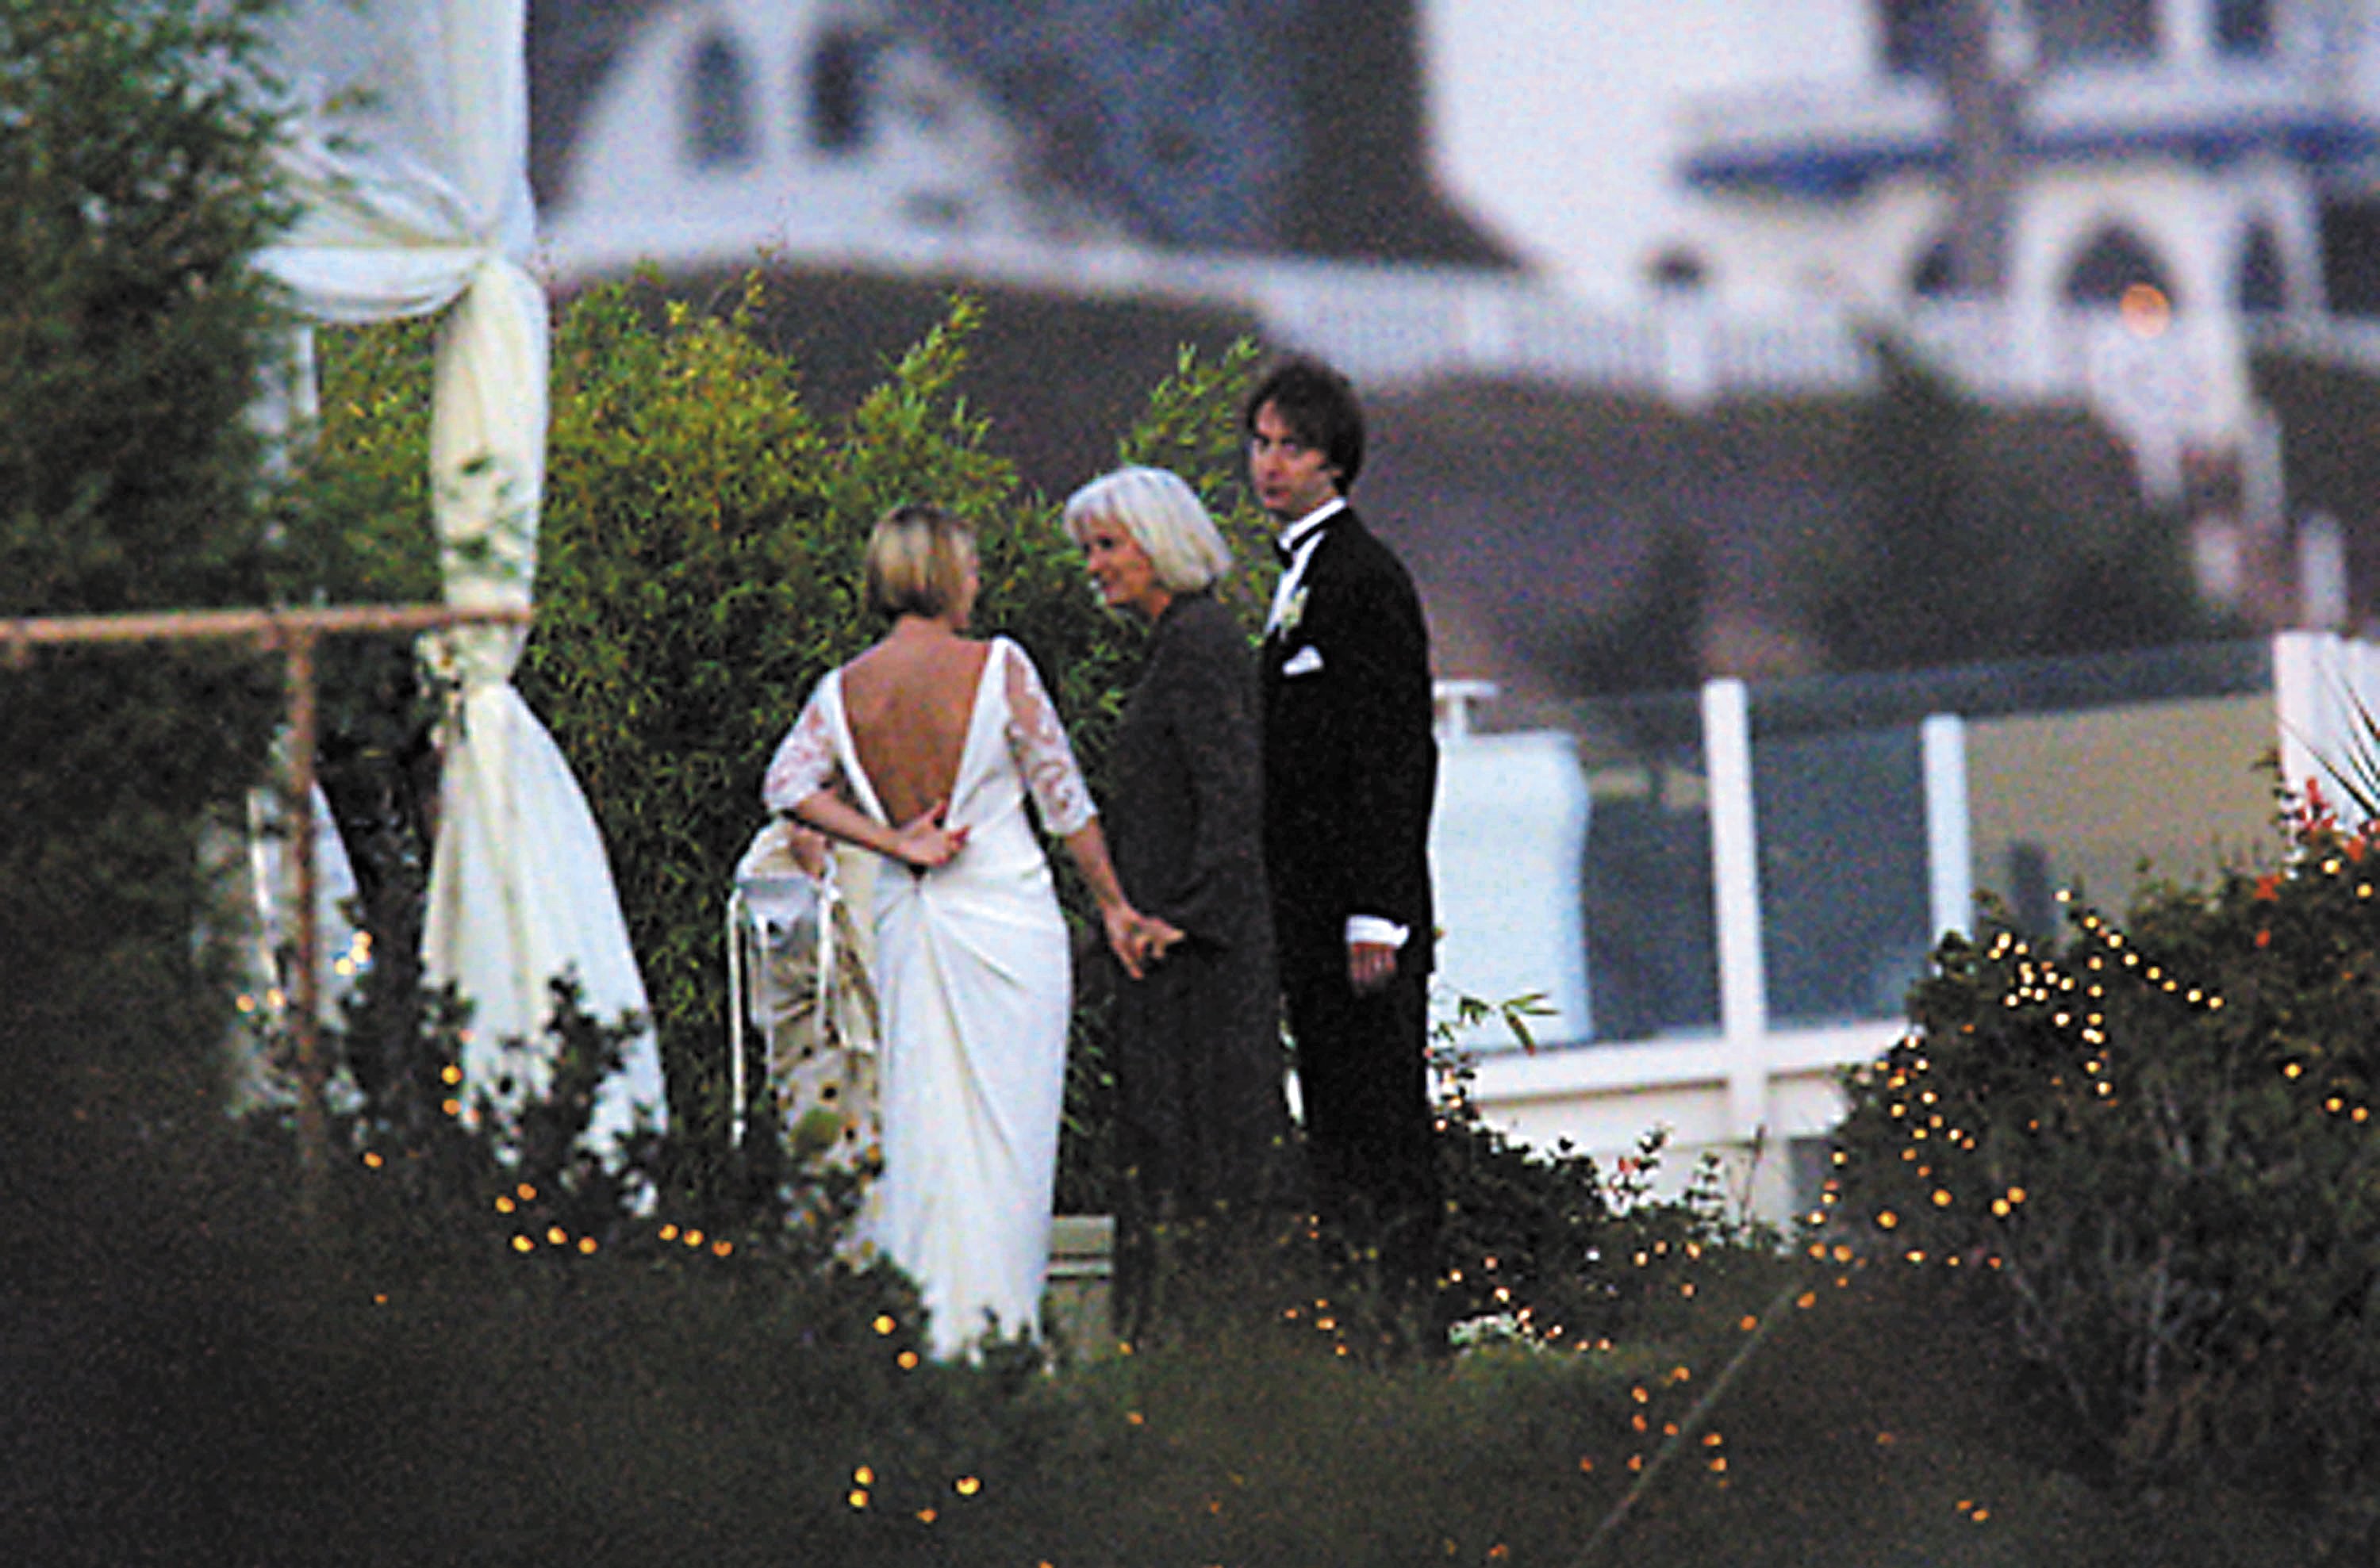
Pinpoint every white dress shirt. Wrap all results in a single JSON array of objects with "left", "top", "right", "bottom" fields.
[{"left": 1266, "top": 496, "right": 1343, "bottom": 634}]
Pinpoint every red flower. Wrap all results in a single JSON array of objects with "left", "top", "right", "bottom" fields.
[{"left": 2253, "top": 874, "right": 2283, "bottom": 903}]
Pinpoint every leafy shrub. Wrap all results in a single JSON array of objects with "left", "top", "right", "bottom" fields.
[
  {"left": 297, "top": 278, "right": 1271, "bottom": 1208},
  {"left": 1431, "top": 999, "right": 1775, "bottom": 1356},
  {"left": 0, "top": 0, "right": 295, "bottom": 1120},
  {"left": 1829, "top": 781, "right": 2380, "bottom": 1550}
]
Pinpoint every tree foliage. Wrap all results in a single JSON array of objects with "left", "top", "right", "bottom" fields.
[
  {"left": 1802, "top": 339, "right": 2217, "bottom": 673},
  {"left": 0, "top": 0, "right": 294, "bottom": 1127},
  {"left": 298, "top": 274, "right": 1272, "bottom": 1198}
]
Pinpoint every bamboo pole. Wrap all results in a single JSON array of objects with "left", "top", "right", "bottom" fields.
[{"left": 3, "top": 602, "right": 535, "bottom": 1222}]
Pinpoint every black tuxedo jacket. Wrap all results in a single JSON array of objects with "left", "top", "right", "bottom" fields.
[{"left": 1260, "top": 504, "right": 1438, "bottom": 974}]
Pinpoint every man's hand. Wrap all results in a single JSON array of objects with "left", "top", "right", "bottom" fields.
[{"left": 1348, "top": 939, "right": 1398, "bottom": 995}]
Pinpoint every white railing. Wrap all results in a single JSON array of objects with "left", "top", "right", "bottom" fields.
[
  {"left": 1458, "top": 632, "right": 2380, "bottom": 1226},
  {"left": 543, "top": 211, "right": 2379, "bottom": 486}
]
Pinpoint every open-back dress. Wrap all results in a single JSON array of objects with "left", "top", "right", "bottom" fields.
[{"left": 763, "top": 636, "right": 1092, "bottom": 1356}]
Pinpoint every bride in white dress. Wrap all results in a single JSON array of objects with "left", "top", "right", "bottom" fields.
[{"left": 763, "top": 504, "right": 1157, "bottom": 1358}]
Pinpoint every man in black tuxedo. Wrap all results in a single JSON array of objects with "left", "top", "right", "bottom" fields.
[{"left": 1246, "top": 355, "right": 1442, "bottom": 1321}]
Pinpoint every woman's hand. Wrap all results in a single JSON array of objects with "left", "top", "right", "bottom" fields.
[
  {"left": 889, "top": 801, "right": 969, "bottom": 872},
  {"left": 1103, "top": 908, "right": 1187, "bottom": 981},
  {"left": 1100, "top": 903, "right": 1148, "bottom": 980},
  {"left": 1138, "top": 914, "right": 1188, "bottom": 965}
]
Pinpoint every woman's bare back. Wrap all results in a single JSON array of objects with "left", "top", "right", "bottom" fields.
[{"left": 839, "top": 630, "right": 993, "bottom": 828}]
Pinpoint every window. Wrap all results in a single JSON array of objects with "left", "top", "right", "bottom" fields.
[
  {"left": 2063, "top": 223, "right": 2175, "bottom": 306},
  {"left": 2028, "top": 0, "right": 2156, "bottom": 66},
  {"left": 1910, "top": 236, "right": 1956, "bottom": 297},
  {"left": 1649, "top": 247, "right": 1708, "bottom": 292},
  {"left": 2237, "top": 223, "right": 2286, "bottom": 314},
  {"left": 1879, "top": 0, "right": 1956, "bottom": 77},
  {"left": 2215, "top": 0, "right": 2274, "bottom": 56},
  {"left": 689, "top": 33, "right": 755, "bottom": 169},
  {"left": 808, "top": 27, "right": 873, "bottom": 153}
]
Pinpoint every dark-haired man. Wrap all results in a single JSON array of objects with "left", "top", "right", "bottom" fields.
[{"left": 1246, "top": 355, "right": 1441, "bottom": 1328}]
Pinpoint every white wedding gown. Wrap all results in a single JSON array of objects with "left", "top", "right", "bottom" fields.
[{"left": 764, "top": 637, "right": 1092, "bottom": 1357}]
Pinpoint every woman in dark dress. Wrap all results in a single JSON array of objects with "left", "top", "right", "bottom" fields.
[{"left": 1064, "top": 466, "right": 1297, "bottom": 1338}]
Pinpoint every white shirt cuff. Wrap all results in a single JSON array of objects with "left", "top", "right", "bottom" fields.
[{"left": 1345, "top": 914, "right": 1409, "bottom": 949}]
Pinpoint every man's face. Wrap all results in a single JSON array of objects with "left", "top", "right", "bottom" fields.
[{"left": 1248, "top": 401, "right": 1342, "bottom": 523}]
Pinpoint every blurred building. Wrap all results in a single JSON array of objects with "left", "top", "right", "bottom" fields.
[
  {"left": 520, "top": 1, "right": 2380, "bottom": 1223},
  {"left": 1422, "top": 0, "right": 2380, "bottom": 599}
]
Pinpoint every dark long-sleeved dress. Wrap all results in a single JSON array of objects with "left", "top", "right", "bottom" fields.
[{"left": 1104, "top": 590, "right": 1297, "bottom": 1329}]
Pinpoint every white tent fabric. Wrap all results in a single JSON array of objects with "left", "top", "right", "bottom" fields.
[{"left": 256, "top": 0, "right": 665, "bottom": 1157}]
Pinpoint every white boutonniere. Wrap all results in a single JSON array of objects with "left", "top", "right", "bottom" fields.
[{"left": 1279, "top": 585, "right": 1310, "bottom": 638}]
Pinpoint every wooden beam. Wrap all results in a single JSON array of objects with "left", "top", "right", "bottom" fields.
[{"left": 3, "top": 602, "right": 536, "bottom": 1222}]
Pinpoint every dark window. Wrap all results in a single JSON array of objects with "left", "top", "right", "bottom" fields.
[
  {"left": 2215, "top": 0, "right": 2274, "bottom": 55},
  {"left": 808, "top": 28, "right": 873, "bottom": 153},
  {"left": 1649, "top": 247, "right": 1708, "bottom": 291},
  {"left": 689, "top": 33, "right": 755, "bottom": 168},
  {"left": 2238, "top": 224, "right": 2287, "bottom": 314},
  {"left": 1879, "top": 0, "right": 1956, "bottom": 77},
  {"left": 2320, "top": 196, "right": 2380, "bottom": 316},
  {"left": 1910, "top": 236, "right": 1956, "bottom": 297},
  {"left": 2063, "top": 224, "right": 2175, "bottom": 305},
  {"left": 2029, "top": 0, "right": 2157, "bottom": 66}
]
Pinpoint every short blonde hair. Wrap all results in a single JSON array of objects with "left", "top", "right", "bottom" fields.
[
  {"left": 1061, "top": 467, "right": 1232, "bottom": 594},
  {"left": 864, "top": 504, "right": 977, "bottom": 620}
]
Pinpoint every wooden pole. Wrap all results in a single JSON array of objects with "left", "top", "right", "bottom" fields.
[
  {"left": 281, "top": 625, "right": 328, "bottom": 1222},
  {"left": 3, "top": 603, "right": 534, "bottom": 1224}
]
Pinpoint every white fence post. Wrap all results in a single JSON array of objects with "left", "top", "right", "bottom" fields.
[
  {"left": 2274, "top": 630, "right": 2380, "bottom": 831},
  {"left": 2274, "top": 630, "right": 2335, "bottom": 814},
  {"left": 1921, "top": 713, "right": 1972, "bottom": 941},
  {"left": 1702, "top": 679, "right": 1768, "bottom": 1139}
]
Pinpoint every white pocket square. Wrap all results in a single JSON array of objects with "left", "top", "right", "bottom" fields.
[{"left": 1281, "top": 645, "right": 1324, "bottom": 677}]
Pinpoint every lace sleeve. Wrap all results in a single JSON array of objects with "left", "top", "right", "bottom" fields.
[
  {"left": 762, "top": 677, "right": 842, "bottom": 815},
  {"left": 1000, "top": 640, "right": 1096, "bottom": 838}
]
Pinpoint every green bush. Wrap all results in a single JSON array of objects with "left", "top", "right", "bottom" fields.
[
  {"left": 295, "top": 276, "right": 1273, "bottom": 1205},
  {"left": 0, "top": 0, "right": 294, "bottom": 1148},
  {"left": 1430, "top": 996, "right": 1772, "bottom": 1355},
  {"left": 1829, "top": 780, "right": 2380, "bottom": 1550}
]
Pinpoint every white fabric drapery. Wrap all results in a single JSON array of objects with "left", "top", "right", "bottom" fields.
[{"left": 256, "top": 0, "right": 665, "bottom": 1156}]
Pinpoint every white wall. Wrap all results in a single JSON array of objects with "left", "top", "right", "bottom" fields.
[
  {"left": 1418, "top": 0, "right": 1874, "bottom": 302},
  {"left": 1429, "top": 723, "right": 1593, "bottom": 1049},
  {"left": 540, "top": 0, "right": 1097, "bottom": 283}
]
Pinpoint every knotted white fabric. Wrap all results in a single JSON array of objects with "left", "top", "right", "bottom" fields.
[{"left": 255, "top": 0, "right": 664, "bottom": 1158}]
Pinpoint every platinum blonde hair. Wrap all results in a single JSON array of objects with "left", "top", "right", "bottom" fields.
[{"left": 1061, "top": 466, "right": 1233, "bottom": 594}]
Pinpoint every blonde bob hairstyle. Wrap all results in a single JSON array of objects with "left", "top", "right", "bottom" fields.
[
  {"left": 863, "top": 504, "right": 977, "bottom": 621},
  {"left": 1061, "top": 466, "right": 1233, "bottom": 595}
]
